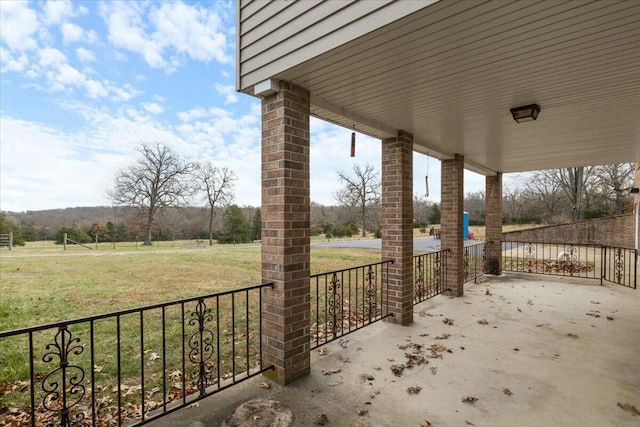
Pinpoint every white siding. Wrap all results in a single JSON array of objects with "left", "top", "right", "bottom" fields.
[{"left": 237, "top": 0, "right": 435, "bottom": 92}]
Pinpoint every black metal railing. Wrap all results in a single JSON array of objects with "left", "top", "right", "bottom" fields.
[
  {"left": 503, "top": 242, "right": 637, "bottom": 289},
  {"left": 602, "top": 245, "right": 637, "bottom": 289},
  {"left": 503, "top": 242, "right": 601, "bottom": 279},
  {"left": 0, "top": 283, "right": 274, "bottom": 427},
  {"left": 310, "top": 260, "right": 393, "bottom": 349},
  {"left": 413, "top": 250, "right": 448, "bottom": 304},
  {"left": 464, "top": 243, "right": 486, "bottom": 283}
]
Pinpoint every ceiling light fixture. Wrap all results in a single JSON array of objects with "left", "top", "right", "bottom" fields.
[{"left": 510, "top": 104, "right": 540, "bottom": 123}]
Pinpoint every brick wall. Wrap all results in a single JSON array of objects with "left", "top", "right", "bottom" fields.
[
  {"left": 441, "top": 154, "right": 464, "bottom": 296},
  {"left": 261, "top": 81, "right": 311, "bottom": 385},
  {"left": 381, "top": 131, "right": 414, "bottom": 325},
  {"left": 503, "top": 214, "right": 633, "bottom": 247}
]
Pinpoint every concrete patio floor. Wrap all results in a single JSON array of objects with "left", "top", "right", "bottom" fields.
[{"left": 150, "top": 273, "right": 640, "bottom": 427}]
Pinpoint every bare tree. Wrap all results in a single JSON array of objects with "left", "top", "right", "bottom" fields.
[
  {"left": 534, "top": 167, "right": 595, "bottom": 222},
  {"left": 593, "top": 163, "right": 634, "bottom": 215},
  {"left": 523, "top": 172, "right": 566, "bottom": 223},
  {"left": 110, "top": 143, "right": 194, "bottom": 245},
  {"left": 335, "top": 164, "right": 381, "bottom": 237},
  {"left": 193, "top": 162, "right": 236, "bottom": 245}
]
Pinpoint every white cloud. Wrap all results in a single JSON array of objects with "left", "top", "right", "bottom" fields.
[
  {"left": 100, "top": 1, "right": 230, "bottom": 71},
  {"left": 143, "top": 102, "right": 164, "bottom": 114},
  {"left": 86, "top": 30, "right": 98, "bottom": 44},
  {"left": 85, "top": 80, "right": 108, "bottom": 98},
  {"left": 76, "top": 47, "right": 96, "bottom": 62},
  {"left": 61, "top": 22, "right": 83, "bottom": 43},
  {"left": 214, "top": 83, "right": 238, "bottom": 104},
  {"left": 40, "top": 0, "right": 74, "bottom": 26},
  {"left": 39, "top": 47, "right": 67, "bottom": 66},
  {"left": 0, "top": 1, "right": 40, "bottom": 51},
  {"left": 0, "top": 47, "right": 29, "bottom": 72}
]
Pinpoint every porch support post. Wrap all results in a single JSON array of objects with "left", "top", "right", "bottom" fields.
[
  {"left": 260, "top": 80, "right": 311, "bottom": 385},
  {"left": 485, "top": 172, "right": 503, "bottom": 275},
  {"left": 441, "top": 153, "right": 464, "bottom": 296},
  {"left": 381, "top": 131, "right": 414, "bottom": 325}
]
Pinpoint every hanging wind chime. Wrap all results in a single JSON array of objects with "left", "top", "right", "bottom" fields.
[
  {"left": 425, "top": 155, "right": 430, "bottom": 197},
  {"left": 350, "top": 125, "right": 356, "bottom": 157}
]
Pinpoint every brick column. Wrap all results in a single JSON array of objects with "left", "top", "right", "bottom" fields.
[
  {"left": 381, "top": 131, "right": 413, "bottom": 325},
  {"left": 261, "top": 81, "right": 310, "bottom": 385},
  {"left": 441, "top": 154, "right": 464, "bottom": 297},
  {"left": 485, "top": 172, "right": 503, "bottom": 275}
]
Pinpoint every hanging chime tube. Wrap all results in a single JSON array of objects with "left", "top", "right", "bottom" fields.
[{"left": 350, "top": 132, "right": 356, "bottom": 157}]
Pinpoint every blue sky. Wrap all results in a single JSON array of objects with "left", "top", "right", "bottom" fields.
[{"left": 0, "top": 0, "right": 493, "bottom": 213}]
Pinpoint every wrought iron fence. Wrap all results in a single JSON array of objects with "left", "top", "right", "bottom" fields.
[
  {"left": 602, "top": 245, "right": 637, "bottom": 289},
  {"left": 464, "top": 243, "right": 486, "bottom": 283},
  {"left": 0, "top": 283, "right": 274, "bottom": 427},
  {"left": 310, "top": 260, "right": 393, "bottom": 349},
  {"left": 503, "top": 242, "right": 600, "bottom": 279},
  {"left": 413, "top": 250, "right": 448, "bottom": 304},
  {"left": 503, "top": 242, "right": 637, "bottom": 289}
]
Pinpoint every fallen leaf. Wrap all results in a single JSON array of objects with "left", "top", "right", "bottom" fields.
[
  {"left": 465, "top": 421, "right": 477, "bottom": 426},
  {"left": 322, "top": 369, "right": 341, "bottom": 376},
  {"left": 443, "top": 318, "right": 454, "bottom": 325},
  {"left": 606, "top": 316, "right": 614, "bottom": 321},
  {"left": 617, "top": 402, "right": 640, "bottom": 416},
  {"left": 503, "top": 388, "right": 513, "bottom": 396},
  {"left": 316, "top": 413, "right": 329, "bottom": 425},
  {"left": 357, "top": 409, "right": 368, "bottom": 416},
  {"left": 149, "top": 352, "right": 160, "bottom": 362},
  {"left": 317, "top": 348, "right": 328, "bottom": 355},
  {"left": 407, "top": 385, "right": 422, "bottom": 395},
  {"left": 461, "top": 396, "right": 478, "bottom": 403},
  {"left": 259, "top": 382, "right": 271, "bottom": 389},
  {"left": 477, "top": 319, "right": 489, "bottom": 325},
  {"left": 567, "top": 333, "right": 578, "bottom": 338}
]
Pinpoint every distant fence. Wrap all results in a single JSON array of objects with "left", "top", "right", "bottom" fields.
[{"left": 0, "top": 232, "right": 13, "bottom": 250}]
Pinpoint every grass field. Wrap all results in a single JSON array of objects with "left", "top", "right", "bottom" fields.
[{"left": 0, "top": 240, "right": 382, "bottom": 330}]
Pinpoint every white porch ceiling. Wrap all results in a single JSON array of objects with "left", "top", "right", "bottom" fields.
[{"left": 271, "top": 0, "right": 640, "bottom": 175}]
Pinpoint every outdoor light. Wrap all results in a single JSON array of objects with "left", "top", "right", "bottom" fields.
[
  {"left": 631, "top": 187, "right": 639, "bottom": 194},
  {"left": 510, "top": 104, "right": 540, "bottom": 123}
]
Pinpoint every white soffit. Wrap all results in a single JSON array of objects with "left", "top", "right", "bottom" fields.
[{"left": 274, "top": 0, "right": 640, "bottom": 174}]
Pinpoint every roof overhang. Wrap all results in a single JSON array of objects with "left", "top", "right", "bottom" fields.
[{"left": 245, "top": 0, "right": 640, "bottom": 175}]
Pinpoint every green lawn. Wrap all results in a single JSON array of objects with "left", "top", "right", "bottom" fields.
[{"left": 0, "top": 240, "right": 380, "bottom": 420}]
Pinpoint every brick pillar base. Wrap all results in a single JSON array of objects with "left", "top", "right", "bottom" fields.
[
  {"left": 441, "top": 154, "right": 464, "bottom": 297},
  {"left": 485, "top": 173, "right": 503, "bottom": 275},
  {"left": 261, "top": 81, "right": 310, "bottom": 385},
  {"left": 381, "top": 131, "right": 413, "bottom": 325}
]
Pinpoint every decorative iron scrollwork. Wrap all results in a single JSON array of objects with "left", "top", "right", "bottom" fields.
[
  {"left": 42, "top": 325, "right": 86, "bottom": 426},
  {"left": 414, "top": 257, "right": 425, "bottom": 302},
  {"left": 463, "top": 247, "right": 470, "bottom": 280},
  {"left": 328, "top": 273, "right": 342, "bottom": 336},
  {"left": 524, "top": 243, "right": 536, "bottom": 272},
  {"left": 188, "top": 298, "right": 216, "bottom": 396},
  {"left": 482, "top": 244, "right": 487, "bottom": 273},
  {"left": 614, "top": 248, "right": 624, "bottom": 284},
  {"left": 434, "top": 253, "right": 442, "bottom": 292},
  {"left": 364, "top": 266, "right": 377, "bottom": 319}
]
